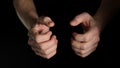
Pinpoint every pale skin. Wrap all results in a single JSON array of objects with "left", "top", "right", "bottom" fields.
[
  {"left": 13, "top": 0, "right": 120, "bottom": 59},
  {"left": 70, "top": 12, "right": 100, "bottom": 57},
  {"left": 27, "top": 17, "right": 58, "bottom": 59}
]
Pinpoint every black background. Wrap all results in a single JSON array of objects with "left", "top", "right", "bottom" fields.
[{"left": 1, "top": 0, "right": 120, "bottom": 67}]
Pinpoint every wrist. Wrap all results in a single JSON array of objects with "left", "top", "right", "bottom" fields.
[{"left": 93, "top": 15, "right": 106, "bottom": 32}]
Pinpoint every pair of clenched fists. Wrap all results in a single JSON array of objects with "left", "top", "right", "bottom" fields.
[{"left": 28, "top": 12, "right": 100, "bottom": 59}]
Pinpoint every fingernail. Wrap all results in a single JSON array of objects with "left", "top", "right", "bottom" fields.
[
  {"left": 70, "top": 20, "right": 77, "bottom": 26},
  {"left": 48, "top": 31, "right": 52, "bottom": 35},
  {"left": 49, "top": 21, "right": 55, "bottom": 27},
  {"left": 53, "top": 35, "right": 56, "bottom": 39}
]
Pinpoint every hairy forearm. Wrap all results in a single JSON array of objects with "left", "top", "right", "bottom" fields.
[
  {"left": 13, "top": 0, "right": 38, "bottom": 30},
  {"left": 94, "top": 0, "right": 120, "bottom": 31}
]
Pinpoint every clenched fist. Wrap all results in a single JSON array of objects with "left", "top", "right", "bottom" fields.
[{"left": 28, "top": 16, "right": 58, "bottom": 59}]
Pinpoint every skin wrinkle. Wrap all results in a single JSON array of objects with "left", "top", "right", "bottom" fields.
[{"left": 13, "top": 0, "right": 120, "bottom": 59}]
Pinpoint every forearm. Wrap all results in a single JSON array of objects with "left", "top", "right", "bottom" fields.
[
  {"left": 94, "top": 0, "right": 120, "bottom": 31},
  {"left": 13, "top": 0, "right": 38, "bottom": 30}
]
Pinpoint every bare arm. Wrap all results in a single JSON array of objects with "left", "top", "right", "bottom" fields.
[
  {"left": 13, "top": 0, "right": 38, "bottom": 30},
  {"left": 13, "top": 0, "right": 57, "bottom": 59},
  {"left": 70, "top": 0, "right": 120, "bottom": 58},
  {"left": 94, "top": 0, "right": 120, "bottom": 31}
]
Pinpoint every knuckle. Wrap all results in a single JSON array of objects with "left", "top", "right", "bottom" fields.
[
  {"left": 43, "top": 53, "right": 50, "bottom": 59},
  {"left": 34, "top": 50, "right": 52, "bottom": 59},
  {"left": 97, "top": 37, "right": 100, "bottom": 42},
  {"left": 46, "top": 51, "right": 56, "bottom": 59},
  {"left": 72, "top": 43, "right": 77, "bottom": 48},
  {"left": 52, "top": 45, "right": 57, "bottom": 49},
  {"left": 71, "top": 41, "right": 75, "bottom": 46},
  {"left": 35, "top": 52, "right": 41, "bottom": 56},
  {"left": 45, "top": 56, "right": 50, "bottom": 59},
  {"left": 75, "top": 34, "right": 79, "bottom": 39},
  {"left": 54, "top": 45, "right": 57, "bottom": 50},
  {"left": 44, "top": 50, "right": 56, "bottom": 59},
  {"left": 41, "top": 49, "right": 49, "bottom": 55},
  {"left": 35, "top": 37, "right": 40, "bottom": 43},
  {"left": 44, "top": 50, "right": 48, "bottom": 55},
  {"left": 45, "top": 55, "right": 52, "bottom": 59},
  {"left": 36, "top": 35, "right": 43, "bottom": 40},
  {"left": 35, "top": 36, "right": 45, "bottom": 43},
  {"left": 72, "top": 41, "right": 80, "bottom": 49},
  {"left": 81, "top": 55, "right": 86, "bottom": 57},
  {"left": 32, "top": 48, "right": 40, "bottom": 53},
  {"left": 55, "top": 39, "right": 58, "bottom": 44},
  {"left": 33, "top": 50, "right": 40, "bottom": 53},
  {"left": 35, "top": 33, "right": 51, "bottom": 43},
  {"left": 48, "top": 31, "right": 52, "bottom": 36},
  {"left": 40, "top": 45, "right": 45, "bottom": 50},
  {"left": 79, "top": 50, "right": 86, "bottom": 55},
  {"left": 75, "top": 35, "right": 84, "bottom": 42},
  {"left": 82, "top": 12, "right": 89, "bottom": 17},
  {"left": 51, "top": 39, "right": 56, "bottom": 45},
  {"left": 85, "top": 36, "right": 89, "bottom": 42},
  {"left": 81, "top": 45, "right": 87, "bottom": 50},
  {"left": 76, "top": 51, "right": 87, "bottom": 58},
  {"left": 38, "top": 43, "right": 45, "bottom": 50}
]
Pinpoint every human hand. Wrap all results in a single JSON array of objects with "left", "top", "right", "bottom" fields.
[
  {"left": 28, "top": 16, "right": 58, "bottom": 59},
  {"left": 70, "top": 12, "right": 100, "bottom": 58}
]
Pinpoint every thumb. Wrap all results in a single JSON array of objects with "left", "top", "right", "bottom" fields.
[
  {"left": 70, "top": 12, "right": 88, "bottom": 26},
  {"left": 38, "top": 16, "right": 55, "bottom": 27}
]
